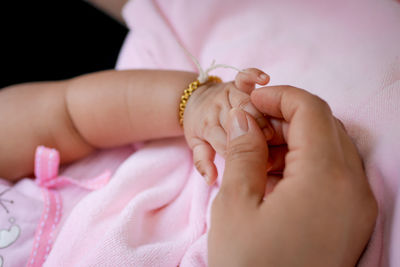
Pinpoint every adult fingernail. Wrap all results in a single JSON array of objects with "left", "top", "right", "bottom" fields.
[{"left": 229, "top": 108, "right": 249, "bottom": 141}]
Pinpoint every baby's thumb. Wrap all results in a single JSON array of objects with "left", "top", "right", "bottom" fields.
[{"left": 221, "top": 108, "right": 269, "bottom": 204}]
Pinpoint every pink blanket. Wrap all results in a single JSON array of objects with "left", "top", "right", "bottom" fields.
[{"left": 43, "top": 0, "right": 400, "bottom": 266}]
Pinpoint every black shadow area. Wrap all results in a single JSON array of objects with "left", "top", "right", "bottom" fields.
[{"left": 0, "top": 1, "right": 128, "bottom": 88}]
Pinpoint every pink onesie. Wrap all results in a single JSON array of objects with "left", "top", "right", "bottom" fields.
[{"left": 0, "top": 146, "right": 134, "bottom": 267}]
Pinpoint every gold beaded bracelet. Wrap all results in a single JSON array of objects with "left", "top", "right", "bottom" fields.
[{"left": 179, "top": 75, "right": 222, "bottom": 126}]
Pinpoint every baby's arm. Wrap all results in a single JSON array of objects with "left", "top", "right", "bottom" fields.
[
  {"left": 86, "top": 0, "right": 128, "bottom": 24},
  {"left": 0, "top": 70, "right": 197, "bottom": 181}
]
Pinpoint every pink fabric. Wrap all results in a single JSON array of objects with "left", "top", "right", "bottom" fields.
[
  {"left": 0, "top": 147, "right": 132, "bottom": 267},
  {"left": 0, "top": 180, "right": 43, "bottom": 267},
  {"left": 44, "top": 0, "right": 400, "bottom": 266},
  {"left": 34, "top": 147, "right": 111, "bottom": 191},
  {"left": 45, "top": 139, "right": 220, "bottom": 266},
  {"left": 27, "top": 146, "right": 111, "bottom": 267},
  {"left": 27, "top": 188, "right": 61, "bottom": 267}
]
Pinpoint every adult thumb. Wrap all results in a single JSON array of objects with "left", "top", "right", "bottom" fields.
[{"left": 221, "top": 108, "right": 269, "bottom": 204}]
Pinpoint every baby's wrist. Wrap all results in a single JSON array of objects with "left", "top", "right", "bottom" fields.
[{"left": 179, "top": 76, "right": 222, "bottom": 126}]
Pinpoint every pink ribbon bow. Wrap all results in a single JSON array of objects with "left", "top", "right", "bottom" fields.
[{"left": 27, "top": 146, "right": 111, "bottom": 267}]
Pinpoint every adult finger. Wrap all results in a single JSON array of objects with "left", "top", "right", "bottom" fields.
[
  {"left": 220, "top": 108, "right": 269, "bottom": 206},
  {"left": 251, "top": 86, "right": 341, "bottom": 161},
  {"left": 228, "top": 88, "right": 274, "bottom": 140},
  {"left": 335, "top": 117, "right": 347, "bottom": 132}
]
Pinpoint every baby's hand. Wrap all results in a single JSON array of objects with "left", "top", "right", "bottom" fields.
[{"left": 183, "top": 68, "right": 273, "bottom": 185}]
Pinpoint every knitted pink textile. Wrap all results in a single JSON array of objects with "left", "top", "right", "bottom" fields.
[
  {"left": 0, "top": 147, "right": 132, "bottom": 267},
  {"left": 45, "top": 0, "right": 400, "bottom": 266}
]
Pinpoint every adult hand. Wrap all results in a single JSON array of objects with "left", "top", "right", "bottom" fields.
[{"left": 208, "top": 86, "right": 378, "bottom": 267}]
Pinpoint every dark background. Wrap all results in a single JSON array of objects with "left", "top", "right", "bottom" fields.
[{"left": 0, "top": 1, "right": 128, "bottom": 88}]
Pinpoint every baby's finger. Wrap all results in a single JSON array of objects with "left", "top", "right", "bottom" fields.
[
  {"left": 235, "top": 68, "right": 270, "bottom": 94},
  {"left": 192, "top": 141, "right": 218, "bottom": 185}
]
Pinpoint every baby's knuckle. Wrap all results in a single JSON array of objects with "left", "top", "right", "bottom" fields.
[
  {"left": 200, "top": 120, "right": 211, "bottom": 136},
  {"left": 237, "top": 96, "right": 251, "bottom": 109},
  {"left": 225, "top": 83, "right": 236, "bottom": 94}
]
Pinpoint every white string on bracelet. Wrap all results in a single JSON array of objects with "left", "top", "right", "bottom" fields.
[{"left": 182, "top": 46, "right": 242, "bottom": 83}]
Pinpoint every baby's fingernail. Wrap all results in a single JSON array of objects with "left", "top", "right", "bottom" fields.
[
  {"left": 258, "top": 73, "right": 268, "bottom": 82},
  {"left": 229, "top": 108, "right": 249, "bottom": 141},
  {"left": 204, "top": 173, "right": 216, "bottom": 186}
]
